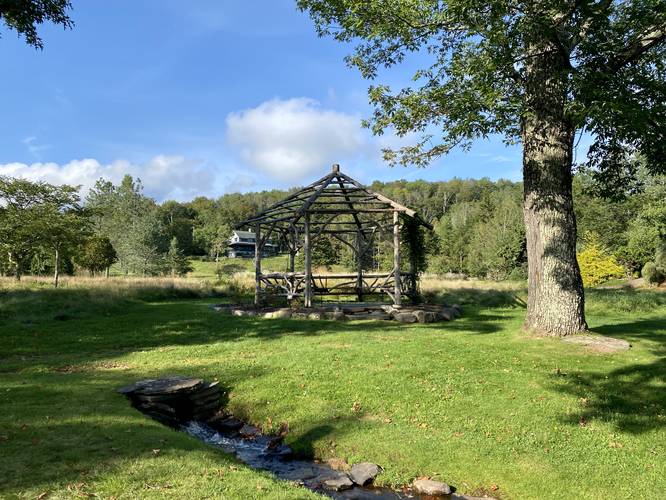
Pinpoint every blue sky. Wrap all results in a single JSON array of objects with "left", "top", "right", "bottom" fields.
[{"left": 0, "top": 0, "right": 528, "bottom": 201}]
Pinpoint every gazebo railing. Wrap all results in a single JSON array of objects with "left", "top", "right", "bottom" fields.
[{"left": 259, "top": 271, "right": 417, "bottom": 303}]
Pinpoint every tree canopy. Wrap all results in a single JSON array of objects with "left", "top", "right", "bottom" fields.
[
  {"left": 298, "top": 0, "right": 665, "bottom": 185},
  {"left": 0, "top": 0, "right": 73, "bottom": 49}
]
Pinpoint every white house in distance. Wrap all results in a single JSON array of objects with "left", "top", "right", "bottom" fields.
[{"left": 227, "top": 230, "right": 278, "bottom": 258}]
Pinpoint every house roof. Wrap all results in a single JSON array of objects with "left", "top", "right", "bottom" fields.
[{"left": 232, "top": 230, "right": 255, "bottom": 239}]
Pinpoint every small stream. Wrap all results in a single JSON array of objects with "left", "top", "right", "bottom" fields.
[
  {"left": 183, "top": 421, "right": 422, "bottom": 499},
  {"left": 118, "top": 377, "right": 466, "bottom": 499}
]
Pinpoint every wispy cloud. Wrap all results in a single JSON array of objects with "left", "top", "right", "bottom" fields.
[{"left": 22, "top": 136, "right": 51, "bottom": 160}]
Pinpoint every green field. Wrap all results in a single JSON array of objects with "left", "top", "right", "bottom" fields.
[{"left": 0, "top": 279, "right": 664, "bottom": 499}]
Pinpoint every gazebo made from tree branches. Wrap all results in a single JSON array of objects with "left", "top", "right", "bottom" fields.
[{"left": 236, "top": 165, "right": 433, "bottom": 307}]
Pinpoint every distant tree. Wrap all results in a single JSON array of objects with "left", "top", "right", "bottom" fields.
[
  {"left": 75, "top": 235, "right": 117, "bottom": 277},
  {"left": 86, "top": 175, "right": 167, "bottom": 275},
  {"left": 188, "top": 197, "right": 231, "bottom": 260},
  {"left": 164, "top": 237, "right": 192, "bottom": 277},
  {"left": 0, "top": 0, "right": 73, "bottom": 49},
  {"left": 37, "top": 195, "right": 90, "bottom": 287},
  {"left": 299, "top": 0, "right": 666, "bottom": 336},
  {"left": 158, "top": 201, "right": 196, "bottom": 254},
  {"left": 0, "top": 176, "right": 86, "bottom": 284},
  {"left": 431, "top": 201, "right": 481, "bottom": 274},
  {"left": 468, "top": 192, "right": 526, "bottom": 280}
]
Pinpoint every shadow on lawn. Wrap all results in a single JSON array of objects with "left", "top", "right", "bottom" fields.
[
  {"left": 552, "top": 317, "right": 666, "bottom": 434},
  {"left": 1, "top": 288, "right": 510, "bottom": 369},
  {"left": 0, "top": 365, "right": 257, "bottom": 492},
  {"left": 0, "top": 364, "right": 360, "bottom": 495}
]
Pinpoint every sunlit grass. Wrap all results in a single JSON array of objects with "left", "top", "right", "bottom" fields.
[{"left": 0, "top": 278, "right": 664, "bottom": 499}]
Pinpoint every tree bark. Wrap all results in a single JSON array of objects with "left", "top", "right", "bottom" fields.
[
  {"left": 522, "top": 43, "right": 587, "bottom": 336},
  {"left": 8, "top": 252, "right": 21, "bottom": 281},
  {"left": 53, "top": 246, "right": 60, "bottom": 288}
]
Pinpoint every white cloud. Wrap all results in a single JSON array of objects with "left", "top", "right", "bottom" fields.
[
  {"left": 226, "top": 98, "right": 366, "bottom": 182},
  {"left": 0, "top": 155, "right": 219, "bottom": 201}
]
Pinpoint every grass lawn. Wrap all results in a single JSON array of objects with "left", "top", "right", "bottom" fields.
[{"left": 0, "top": 279, "right": 664, "bottom": 499}]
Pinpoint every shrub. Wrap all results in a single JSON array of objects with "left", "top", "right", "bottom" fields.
[
  {"left": 577, "top": 235, "right": 625, "bottom": 287},
  {"left": 642, "top": 261, "right": 664, "bottom": 285}
]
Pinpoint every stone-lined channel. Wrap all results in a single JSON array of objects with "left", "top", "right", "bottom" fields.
[{"left": 118, "top": 377, "right": 490, "bottom": 500}]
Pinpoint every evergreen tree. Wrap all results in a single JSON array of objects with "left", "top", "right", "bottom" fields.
[{"left": 164, "top": 237, "right": 192, "bottom": 277}]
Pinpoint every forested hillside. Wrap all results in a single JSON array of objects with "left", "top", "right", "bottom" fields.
[{"left": 1, "top": 172, "right": 664, "bottom": 286}]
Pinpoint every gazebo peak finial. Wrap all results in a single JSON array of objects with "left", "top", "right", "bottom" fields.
[{"left": 331, "top": 163, "right": 340, "bottom": 173}]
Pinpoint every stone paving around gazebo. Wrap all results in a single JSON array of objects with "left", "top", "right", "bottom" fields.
[{"left": 212, "top": 302, "right": 462, "bottom": 323}]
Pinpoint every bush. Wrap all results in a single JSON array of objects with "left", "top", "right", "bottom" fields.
[
  {"left": 577, "top": 235, "right": 625, "bottom": 287},
  {"left": 642, "top": 261, "right": 665, "bottom": 285},
  {"left": 506, "top": 265, "right": 528, "bottom": 281}
]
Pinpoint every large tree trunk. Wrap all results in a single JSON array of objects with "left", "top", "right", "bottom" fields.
[{"left": 522, "top": 44, "right": 587, "bottom": 336}]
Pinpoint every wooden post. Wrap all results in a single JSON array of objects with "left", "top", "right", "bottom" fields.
[
  {"left": 393, "top": 210, "right": 401, "bottom": 306},
  {"left": 254, "top": 222, "right": 261, "bottom": 306},
  {"left": 304, "top": 212, "right": 312, "bottom": 308},
  {"left": 356, "top": 230, "right": 363, "bottom": 301},
  {"left": 289, "top": 228, "right": 296, "bottom": 273}
]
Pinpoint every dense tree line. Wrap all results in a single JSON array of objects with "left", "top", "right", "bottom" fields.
[{"left": 1, "top": 171, "right": 663, "bottom": 288}]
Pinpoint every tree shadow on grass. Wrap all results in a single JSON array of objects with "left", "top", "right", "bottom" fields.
[
  {"left": 1, "top": 289, "right": 510, "bottom": 370},
  {"left": 0, "top": 362, "right": 363, "bottom": 497},
  {"left": 550, "top": 318, "right": 666, "bottom": 434},
  {"left": 0, "top": 364, "right": 268, "bottom": 494}
]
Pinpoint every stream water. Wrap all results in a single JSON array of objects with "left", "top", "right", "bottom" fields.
[{"left": 183, "top": 421, "right": 425, "bottom": 499}]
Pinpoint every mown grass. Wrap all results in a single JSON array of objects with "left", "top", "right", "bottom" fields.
[{"left": 0, "top": 278, "right": 664, "bottom": 499}]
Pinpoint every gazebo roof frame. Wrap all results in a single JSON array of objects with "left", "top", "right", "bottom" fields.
[{"left": 235, "top": 164, "right": 433, "bottom": 232}]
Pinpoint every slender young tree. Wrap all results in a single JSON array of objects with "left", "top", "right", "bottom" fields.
[{"left": 298, "top": 0, "right": 666, "bottom": 335}]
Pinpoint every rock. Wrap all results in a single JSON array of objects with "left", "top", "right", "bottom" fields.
[
  {"left": 281, "top": 466, "right": 320, "bottom": 481},
  {"left": 561, "top": 335, "right": 631, "bottom": 352},
  {"left": 412, "top": 479, "right": 452, "bottom": 496},
  {"left": 272, "top": 308, "right": 292, "bottom": 319},
  {"left": 414, "top": 310, "right": 439, "bottom": 323},
  {"left": 308, "top": 312, "right": 323, "bottom": 320},
  {"left": 323, "top": 475, "right": 354, "bottom": 491},
  {"left": 207, "top": 414, "right": 244, "bottom": 432},
  {"left": 439, "top": 308, "right": 455, "bottom": 321},
  {"left": 239, "top": 424, "right": 261, "bottom": 438},
  {"left": 232, "top": 309, "right": 257, "bottom": 317},
  {"left": 326, "top": 310, "right": 347, "bottom": 321},
  {"left": 326, "top": 457, "right": 350, "bottom": 471},
  {"left": 393, "top": 312, "right": 417, "bottom": 323},
  {"left": 414, "top": 310, "right": 428, "bottom": 323},
  {"left": 350, "top": 462, "right": 382, "bottom": 486}
]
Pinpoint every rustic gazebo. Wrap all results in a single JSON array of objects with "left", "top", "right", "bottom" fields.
[{"left": 236, "top": 165, "right": 432, "bottom": 308}]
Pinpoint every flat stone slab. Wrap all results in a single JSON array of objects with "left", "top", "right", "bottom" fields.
[
  {"left": 117, "top": 376, "right": 204, "bottom": 395},
  {"left": 562, "top": 335, "right": 631, "bottom": 353}
]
